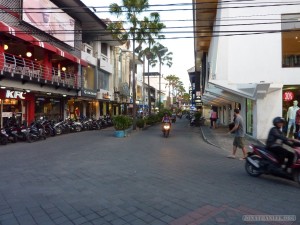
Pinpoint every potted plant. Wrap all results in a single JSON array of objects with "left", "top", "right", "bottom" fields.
[
  {"left": 136, "top": 118, "right": 145, "bottom": 129},
  {"left": 112, "top": 115, "right": 133, "bottom": 137}
]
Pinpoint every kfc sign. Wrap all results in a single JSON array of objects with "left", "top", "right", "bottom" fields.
[{"left": 6, "top": 90, "right": 25, "bottom": 99}]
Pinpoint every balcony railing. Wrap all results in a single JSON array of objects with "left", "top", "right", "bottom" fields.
[{"left": 0, "top": 52, "right": 78, "bottom": 89}]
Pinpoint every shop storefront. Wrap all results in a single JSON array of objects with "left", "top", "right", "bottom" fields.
[
  {"left": 35, "top": 95, "right": 65, "bottom": 121},
  {"left": 282, "top": 86, "right": 300, "bottom": 118},
  {"left": 0, "top": 89, "right": 35, "bottom": 127}
]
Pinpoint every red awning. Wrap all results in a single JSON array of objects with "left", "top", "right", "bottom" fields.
[
  {"left": 75, "top": 57, "right": 88, "bottom": 67},
  {"left": 32, "top": 36, "right": 57, "bottom": 53},
  {"left": 0, "top": 21, "right": 35, "bottom": 43},
  {"left": 0, "top": 21, "right": 88, "bottom": 66}
]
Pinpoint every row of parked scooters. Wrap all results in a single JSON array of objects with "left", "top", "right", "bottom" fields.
[{"left": 0, "top": 115, "right": 113, "bottom": 145}]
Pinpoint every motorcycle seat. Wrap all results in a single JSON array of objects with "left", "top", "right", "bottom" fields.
[{"left": 253, "top": 145, "right": 281, "bottom": 163}]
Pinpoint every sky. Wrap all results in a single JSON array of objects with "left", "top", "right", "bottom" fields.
[{"left": 81, "top": 0, "right": 194, "bottom": 92}]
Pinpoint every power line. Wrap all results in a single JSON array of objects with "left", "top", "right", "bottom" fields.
[{"left": 11, "top": 1, "right": 300, "bottom": 14}]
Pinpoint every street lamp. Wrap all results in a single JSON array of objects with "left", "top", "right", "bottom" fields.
[{"left": 158, "top": 47, "right": 168, "bottom": 111}]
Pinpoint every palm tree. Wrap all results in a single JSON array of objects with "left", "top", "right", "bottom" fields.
[
  {"left": 150, "top": 43, "right": 173, "bottom": 110},
  {"left": 136, "top": 14, "right": 165, "bottom": 115},
  {"left": 108, "top": 0, "right": 164, "bottom": 130},
  {"left": 165, "top": 75, "right": 180, "bottom": 108}
]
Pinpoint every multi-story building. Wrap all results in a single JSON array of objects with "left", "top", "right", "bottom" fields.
[
  {"left": 193, "top": 0, "right": 300, "bottom": 139},
  {"left": 0, "top": 0, "right": 122, "bottom": 127}
]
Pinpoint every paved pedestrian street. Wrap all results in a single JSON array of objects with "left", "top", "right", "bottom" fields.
[{"left": 0, "top": 119, "right": 299, "bottom": 225}]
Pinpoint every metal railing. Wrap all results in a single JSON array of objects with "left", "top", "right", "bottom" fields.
[{"left": 0, "top": 52, "right": 78, "bottom": 88}]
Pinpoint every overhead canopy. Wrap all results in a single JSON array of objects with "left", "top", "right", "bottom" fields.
[{"left": 0, "top": 21, "right": 88, "bottom": 66}]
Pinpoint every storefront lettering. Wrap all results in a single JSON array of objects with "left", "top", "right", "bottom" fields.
[
  {"left": 283, "top": 91, "right": 294, "bottom": 101},
  {"left": 82, "top": 89, "right": 97, "bottom": 96},
  {"left": 5, "top": 90, "right": 25, "bottom": 99}
]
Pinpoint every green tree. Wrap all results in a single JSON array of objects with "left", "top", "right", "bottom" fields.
[
  {"left": 165, "top": 75, "right": 180, "bottom": 107},
  {"left": 182, "top": 93, "right": 190, "bottom": 105},
  {"left": 136, "top": 14, "right": 165, "bottom": 115},
  {"left": 108, "top": 0, "right": 154, "bottom": 130},
  {"left": 150, "top": 42, "right": 173, "bottom": 110}
]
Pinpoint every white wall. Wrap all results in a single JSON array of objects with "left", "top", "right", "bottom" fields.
[
  {"left": 256, "top": 89, "right": 283, "bottom": 139},
  {"left": 210, "top": 0, "right": 300, "bottom": 85}
]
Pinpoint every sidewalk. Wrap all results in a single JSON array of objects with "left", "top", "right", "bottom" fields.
[{"left": 200, "top": 125, "right": 265, "bottom": 159}]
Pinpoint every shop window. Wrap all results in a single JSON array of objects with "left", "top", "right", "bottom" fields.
[
  {"left": 282, "top": 14, "right": 300, "bottom": 67},
  {"left": 83, "top": 66, "right": 95, "bottom": 90},
  {"left": 99, "top": 70, "right": 109, "bottom": 90},
  {"left": 101, "top": 43, "right": 108, "bottom": 56},
  {"left": 35, "top": 98, "right": 62, "bottom": 121},
  {"left": 246, "top": 99, "right": 253, "bottom": 135}
]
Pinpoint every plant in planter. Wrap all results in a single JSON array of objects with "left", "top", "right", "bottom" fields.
[
  {"left": 194, "top": 112, "right": 203, "bottom": 126},
  {"left": 136, "top": 118, "right": 145, "bottom": 129},
  {"left": 113, "top": 115, "right": 133, "bottom": 137}
]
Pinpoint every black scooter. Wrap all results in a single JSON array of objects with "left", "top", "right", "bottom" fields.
[
  {"left": 26, "top": 121, "right": 46, "bottom": 143},
  {"left": 0, "top": 129, "right": 8, "bottom": 145}
]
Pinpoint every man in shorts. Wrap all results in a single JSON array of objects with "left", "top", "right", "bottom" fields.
[{"left": 227, "top": 108, "right": 247, "bottom": 160}]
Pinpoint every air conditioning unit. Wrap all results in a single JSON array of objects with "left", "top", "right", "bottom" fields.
[{"left": 83, "top": 43, "right": 93, "bottom": 55}]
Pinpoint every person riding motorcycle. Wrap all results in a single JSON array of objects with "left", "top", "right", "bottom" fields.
[
  {"left": 162, "top": 113, "right": 171, "bottom": 124},
  {"left": 266, "top": 117, "right": 296, "bottom": 169}
]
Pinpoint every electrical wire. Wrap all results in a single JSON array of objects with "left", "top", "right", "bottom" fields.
[{"left": 1, "top": 2, "right": 300, "bottom": 42}]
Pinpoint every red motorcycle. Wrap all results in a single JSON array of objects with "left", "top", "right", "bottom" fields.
[{"left": 245, "top": 143, "right": 300, "bottom": 185}]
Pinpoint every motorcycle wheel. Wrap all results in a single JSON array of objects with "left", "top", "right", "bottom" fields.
[
  {"left": 12, "top": 136, "right": 17, "bottom": 143},
  {"left": 96, "top": 124, "right": 101, "bottom": 130},
  {"left": 26, "top": 133, "right": 34, "bottom": 143},
  {"left": 55, "top": 127, "right": 62, "bottom": 135},
  {"left": 293, "top": 170, "right": 300, "bottom": 185},
  {"left": 0, "top": 137, "right": 8, "bottom": 145},
  {"left": 21, "top": 133, "right": 27, "bottom": 141},
  {"left": 245, "top": 156, "right": 262, "bottom": 177},
  {"left": 75, "top": 125, "right": 82, "bottom": 132},
  {"left": 45, "top": 127, "right": 52, "bottom": 137},
  {"left": 165, "top": 130, "right": 169, "bottom": 138}
]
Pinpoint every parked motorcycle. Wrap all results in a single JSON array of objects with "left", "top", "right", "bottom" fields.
[
  {"left": 190, "top": 115, "right": 196, "bottom": 126},
  {"left": 90, "top": 118, "right": 101, "bottom": 130},
  {"left": 68, "top": 119, "right": 83, "bottom": 132},
  {"left": 4, "top": 127, "right": 18, "bottom": 143},
  {"left": 26, "top": 121, "right": 46, "bottom": 143},
  {"left": 41, "top": 118, "right": 56, "bottom": 137},
  {"left": 98, "top": 115, "right": 113, "bottom": 129},
  {"left": 162, "top": 123, "right": 171, "bottom": 138},
  {"left": 9, "top": 124, "right": 28, "bottom": 142},
  {"left": 0, "top": 128, "right": 9, "bottom": 145},
  {"left": 245, "top": 143, "right": 300, "bottom": 185}
]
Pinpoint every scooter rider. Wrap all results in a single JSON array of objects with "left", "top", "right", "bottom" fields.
[
  {"left": 162, "top": 113, "right": 171, "bottom": 124},
  {"left": 266, "top": 117, "right": 297, "bottom": 169}
]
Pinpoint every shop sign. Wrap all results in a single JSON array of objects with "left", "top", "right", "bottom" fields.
[
  {"left": 283, "top": 91, "right": 294, "bottom": 101},
  {"left": 1, "top": 112, "right": 12, "bottom": 118},
  {"left": 5, "top": 90, "right": 25, "bottom": 99},
  {"left": 82, "top": 89, "right": 97, "bottom": 97},
  {"left": 102, "top": 92, "right": 111, "bottom": 100}
]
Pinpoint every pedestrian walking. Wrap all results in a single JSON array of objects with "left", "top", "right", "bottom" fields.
[{"left": 227, "top": 108, "right": 247, "bottom": 160}]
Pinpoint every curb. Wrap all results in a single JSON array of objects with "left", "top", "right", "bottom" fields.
[
  {"left": 200, "top": 126, "right": 265, "bottom": 149},
  {"left": 199, "top": 126, "right": 221, "bottom": 148}
]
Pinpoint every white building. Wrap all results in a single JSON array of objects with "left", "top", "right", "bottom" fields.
[{"left": 194, "top": 0, "right": 300, "bottom": 139}]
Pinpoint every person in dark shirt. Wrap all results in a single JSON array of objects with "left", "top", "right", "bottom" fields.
[{"left": 266, "top": 117, "right": 296, "bottom": 168}]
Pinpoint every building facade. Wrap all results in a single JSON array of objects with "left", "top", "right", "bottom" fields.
[
  {"left": 193, "top": 0, "right": 300, "bottom": 139},
  {"left": 0, "top": 0, "right": 124, "bottom": 127}
]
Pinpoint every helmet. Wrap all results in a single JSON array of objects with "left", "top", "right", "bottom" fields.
[{"left": 273, "top": 117, "right": 285, "bottom": 126}]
